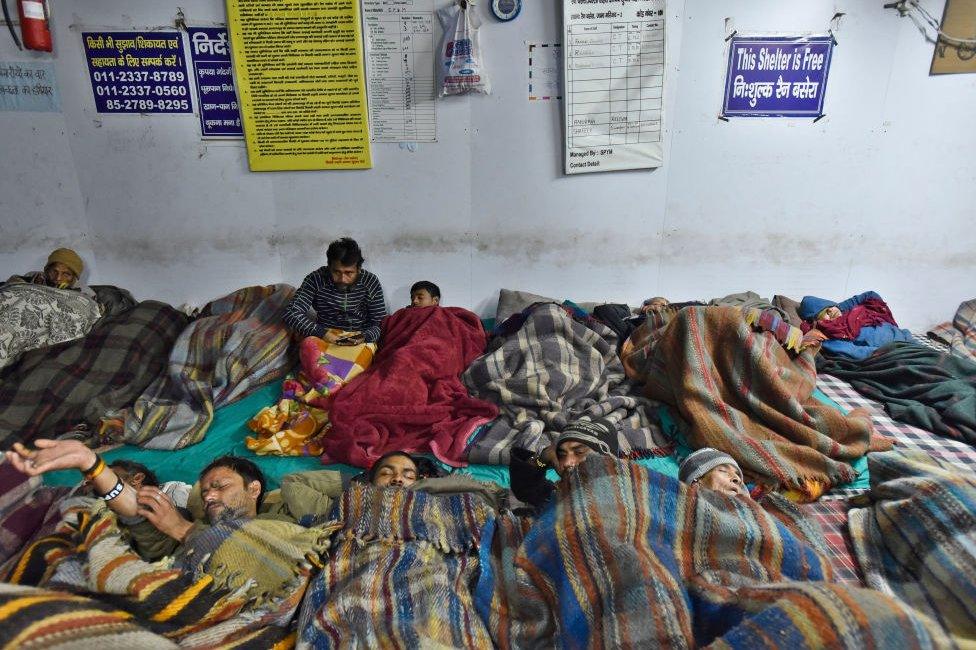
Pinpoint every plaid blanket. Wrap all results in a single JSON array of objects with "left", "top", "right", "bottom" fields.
[
  {"left": 849, "top": 451, "right": 976, "bottom": 645},
  {"left": 0, "top": 283, "right": 103, "bottom": 369},
  {"left": 0, "top": 300, "right": 187, "bottom": 447},
  {"left": 462, "top": 303, "right": 669, "bottom": 465},
  {"left": 818, "top": 340, "right": 976, "bottom": 446},
  {"left": 928, "top": 298, "right": 976, "bottom": 364},
  {"left": 115, "top": 285, "right": 295, "bottom": 449},
  {"left": 644, "top": 306, "right": 884, "bottom": 500},
  {"left": 298, "top": 482, "right": 495, "bottom": 648},
  {"left": 3, "top": 499, "right": 328, "bottom": 648},
  {"left": 477, "top": 456, "right": 951, "bottom": 648}
]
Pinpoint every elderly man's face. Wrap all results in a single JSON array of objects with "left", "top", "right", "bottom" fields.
[
  {"left": 819, "top": 306, "right": 842, "bottom": 321},
  {"left": 699, "top": 464, "right": 749, "bottom": 498},
  {"left": 200, "top": 466, "right": 260, "bottom": 522},
  {"left": 45, "top": 262, "right": 76, "bottom": 289}
]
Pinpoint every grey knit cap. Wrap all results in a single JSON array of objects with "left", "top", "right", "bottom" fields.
[
  {"left": 555, "top": 418, "right": 619, "bottom": 456},
  {"left": 679, "top": 448, "right": 743, "bottom": 484}
]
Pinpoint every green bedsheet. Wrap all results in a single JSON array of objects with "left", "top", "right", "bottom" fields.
[{"left": 44, "top": 381, "right": 867, "bottom": 492}]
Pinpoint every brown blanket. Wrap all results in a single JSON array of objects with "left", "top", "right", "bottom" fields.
[{"left": 643, "top": 306, "right": 887, "bottom": 500}]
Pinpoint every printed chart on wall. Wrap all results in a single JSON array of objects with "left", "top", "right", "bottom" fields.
[
  {"left": 225, "top": 0, "right": 372, "bottom": 170},
  {"left": 564, "top": 0, "right": 666, "bottom": 174},
  {"left": 363, "top": 0, "right": 436, "bottom": 142}
]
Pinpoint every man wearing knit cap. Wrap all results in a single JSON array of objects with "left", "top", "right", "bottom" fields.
[
  {"left": 509, "top": 418, "right": 620, "bottom": 511},
  {"left": 5, "top": 247, "right": 89, "bottom": 293},
  {"left": 679, "top": 447, "right": 750, "bottom": 499}
]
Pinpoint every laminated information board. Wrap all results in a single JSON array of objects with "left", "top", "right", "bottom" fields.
[
  {"left": 225, "top": 0, "right": 372, "bottom": 171},
  {"left": 563, "top": 0, "right": 666, "bottom": 174}
]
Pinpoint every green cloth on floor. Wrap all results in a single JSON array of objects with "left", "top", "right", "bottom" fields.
[{"left": 43, "top": 381, "right": 360, "bottom": 491}]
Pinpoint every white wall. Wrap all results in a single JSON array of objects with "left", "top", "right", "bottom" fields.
[{"left": 0, "top": 0, "right": 972, "bottom": 329}]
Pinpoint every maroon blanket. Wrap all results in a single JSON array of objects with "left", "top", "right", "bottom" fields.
[
  {"left": 320, "top": 306, "right": 498, "bottom": 468},
  {"left": 803, "top": 298, "right": 897, "bottom": 340}
]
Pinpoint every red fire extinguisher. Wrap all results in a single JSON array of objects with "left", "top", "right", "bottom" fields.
[{"left": 16, "top": 0, "right": 52, "bottom": 51}]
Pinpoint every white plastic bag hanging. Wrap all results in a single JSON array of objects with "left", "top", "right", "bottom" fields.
[{"left": 437, "top": 0, "right": 491, "bottom": 97}]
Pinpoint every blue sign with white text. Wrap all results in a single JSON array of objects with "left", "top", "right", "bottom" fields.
[
  {"left": 722, "top": 36, "right": 833, "bottom": 118},
  {"left": 83, "top": 32, "right": 193, "bottom": 114},
  {"left": 187, "top": 27, "right": 243, "bottom": 138}
]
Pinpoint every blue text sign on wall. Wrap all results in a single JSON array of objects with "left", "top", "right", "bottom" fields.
[
  {"left": 722, "top": 35, "right": 833, "bottom": 118},
  {"left": 187, "top": 27, "right": 243, "bottom": 138},
  {"left": 83, "top": 31, "right": 192, "bottom": 114}
]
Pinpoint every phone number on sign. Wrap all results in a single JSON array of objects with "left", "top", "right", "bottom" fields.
[
  {"left": 92, "top": 70, "right": 186, "bottom": 83},
  {"left": 94, "top": 84, "right": 189, "bottom": 97},
  {"left": 103, "top": 99, "right": 190, "bottom": 111}
]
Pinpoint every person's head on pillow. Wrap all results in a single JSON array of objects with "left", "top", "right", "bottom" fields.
[
  {"left": 553, "top": 418, "right": 619, "bottom": 475},
  {"left": 679, "top": 448, "right": 750, "bottom": 499},
  {"left": 369, "top": 451, "right": 420, "bottom": 488},
  {"left": 410, "top": 281, "right": 440, "bottom": 308},
  {"left": 641, "top": 296, "right": 669, "bottom": 314}
]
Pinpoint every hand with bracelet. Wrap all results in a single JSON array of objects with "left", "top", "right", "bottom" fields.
[{"left": 5, "top": 439, "right": 194, "bottom": 543}]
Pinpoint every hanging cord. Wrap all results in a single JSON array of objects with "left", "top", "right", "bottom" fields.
[
  {"left": 1, "top": 0, "right": 23, "bottom": 50},
  {"left": 886, "top": 0, "right": 976, "bottom": 47}
]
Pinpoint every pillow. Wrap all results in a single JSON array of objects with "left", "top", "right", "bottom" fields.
[{"left": 495, "top": 288, "right": 559, "bottom": 323}]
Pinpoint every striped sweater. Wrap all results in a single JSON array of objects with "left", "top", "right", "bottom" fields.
[{"left": 283, "top": 267, "right": 387, "bottom": 342}]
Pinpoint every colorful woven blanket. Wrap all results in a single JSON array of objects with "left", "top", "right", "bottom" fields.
[
  {"left": 643, "top": 306, "right": 884, "bottom": 500},
  {"left": 818, "top": 340, "right": 976, "bottom": 446},
  {"left": 319, "top": 306, "right": 498, "bottom": 468},
  {"left": 3, "top": 499, "right": 329, "bottom": 648},
  {"left": 849, "top": 451, "right": 976, "bottom": 645},
  {"left": 112, "top": 284, "right": 295, "bottom": 449},
  {"left": 298, "top": 482, "right": 495, "bottom": 648},
  {"left": 477, "top": 456, "right": 951, "bottom": 648},
  {"left": 0, "top": 283, "right": 102, "bottom": 370},
  {"left": 247, "top": 332, "right": 376, "bottom": 456},
  {"left": 0, "top": 300, "right": 187, "bottom": 447},
  {"left": 928, "top": 298, "right": 976, "bottom": 364},
  {"left": 462, "top": 302, "right": 669, "bottom": 465}
]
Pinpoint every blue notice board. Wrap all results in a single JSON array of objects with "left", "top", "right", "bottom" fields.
[
  {"left": 83, "top": 32, "right": 193, "bottom": 114},
  {"left": 187, "top": 27, "right": 243, "bottom": 137},
  {"left": 722, "top": 35, "right": 833, "bottom": 118}
]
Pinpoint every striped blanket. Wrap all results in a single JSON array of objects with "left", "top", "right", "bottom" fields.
[
  {"left": 3, "top": 498, "right": 329, "bottom": 648},
  {"left": 112, "top": 284, "right": 295, "bottom": 449},
  {"left": 298, "top": 482, "right": 495, "bottom": 648},
  {"left": 928, "top": 298, "right": 976, "bottom": 364},
  {"left": 644, "top": 306, "right": 883, "bottom": 500},
  {"left": 462, "top": 303, "right": 669, "bottom": 465},
  {"left": 0, "top": 300, "right": 187, "bottom": 447},
  {"left": 849, "top": 451, "right": 976, "bottom": 645},
  {"left": 477, "top": 456, "right": 951, "bottom": 648},
  {"left": 0, "top": 283, "right": 102, "bottom": 369}
]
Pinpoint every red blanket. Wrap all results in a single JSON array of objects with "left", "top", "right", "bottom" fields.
[
  {"left": 803, "top": 298, "right": 897, "bottom": 340},
  {"left": 320, "top": 306, "right": 498, "bottom": 468}
]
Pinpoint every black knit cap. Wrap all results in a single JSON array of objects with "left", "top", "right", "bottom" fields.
[{"left": 555, "top": 418, "right": 619, "bottom": 456}]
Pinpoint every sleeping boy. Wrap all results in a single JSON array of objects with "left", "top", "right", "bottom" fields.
[
  {"left": 679, "top": 447, "right": 751, "bottom": 499},
  {"left": 409, "top": 281, "right": 440, "bottom": 307}
]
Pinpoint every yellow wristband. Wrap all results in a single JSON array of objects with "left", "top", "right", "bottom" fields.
[{"left": 83, "top": 458, "right": 106, "bottom": 481}]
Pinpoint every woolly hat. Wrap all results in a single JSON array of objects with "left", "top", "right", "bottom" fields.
[
  {"left": 798, "top": 295, "right": 836, "bottom": 321},
  {"left": 555, "top": 418, "right": 619, "bottom": 456},
  {"left": 679, "top": 448, "right": 743, "bottom": 484},
  {"left": 46, "top": 248, "right": 84, "bottom": 278}
]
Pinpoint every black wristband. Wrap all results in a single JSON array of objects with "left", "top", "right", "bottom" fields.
[
  {"left": 82, "top": 454, "right": 102, "bottom": 475},
  {"left": 100, "top": 478, "right": 125, "bottom": 501}
]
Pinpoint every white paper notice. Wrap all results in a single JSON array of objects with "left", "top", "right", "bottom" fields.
[
  {"left": 364, "top": 0, "right": 437, "bottom": 142},
  {"left": 564, "top": 0, "right": 666, "bottom": 174}
]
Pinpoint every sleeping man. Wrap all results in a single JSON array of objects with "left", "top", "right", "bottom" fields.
[
  {"left": 799, "top": 290, "right": 913, "bottom": 360},
  {"left": 409, "top": 281, "right": 440, "bottom": 307},
  {"left": 679, "top": 447, "right": 751, "bottom": 499},
  {"left": 508, "top": 418, "right": 620, "bottom": 511}
]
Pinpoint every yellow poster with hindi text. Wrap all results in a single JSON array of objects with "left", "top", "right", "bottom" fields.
[{"left": 225, "top": 0, "right": 372, "bottom": 171}]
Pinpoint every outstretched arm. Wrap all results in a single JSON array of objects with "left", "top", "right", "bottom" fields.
[{"left": 5, "top": 440, "right": 193, "bottom": 543}]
